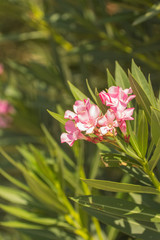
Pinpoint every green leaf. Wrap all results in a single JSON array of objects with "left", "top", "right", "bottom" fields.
[
  {"left": 47, "top": 110, "right": 67, "bottom": 125},
  {"left": 72, "top": 195, "right": 160, "bottom": 222},
  {"left": 41, "top": 124, "right": 75, "bottom": 168},
  {"left": 148, "top": 75, "right": 158, "bottom": 108},
  {"left": 101, "top": 153, "right": 141, "bottom": 168},
  {"left": 0, "top": 168, "right": 29, "bottom": 192},
  {"left": 72, "top": 195, "right": 160, "bottom": 240},
  {"left": 151, "top": 107, "right": 160, "bottom": 145},
  {"left": 133, "top": 3, "right": 160, "bottom": 26},
  {"left": 68, "top": 81, "right": 89, "bottom": 101},
  {"left": 137, "top": 110, "right": 148, "bottom": 158},
  {"left": 121, "top": 165, "right": 152, "bottom": 186},
  {"left": 115, "top": 136, "right": 142, "bottom": 162},
  {"left": 106, "top": 69, "right": 116, "bottom": 88},
  {"left": 95, "top": 88, "right": 108, "bottom": 114},
  {"left": 86, "top": 79, "right": 97, "bottom": 104},
  {"left": 115, "top": 62, "right": 130, "bottom": 89},
  {"left": 23, "top": 171, "right": 68, "bottom": 214},
  {"left": 0, "top": 204, "right": 59, "bottom": 225},
  {"left": 131, "top": 60, "right": 150, "bottom": 98},
  {"left": 0, "top": 186, "right": 28, "bottom": 205},
  {"left": 126, "top": 121, "right": 143, "bottom": 158},
  {"left": 0, "top": 221, "right": 43, "bottom": 230},
  {"left": 128, "top": 72, "right": 151, "bottom": 123},
  {"left": 148, "top": 138, "right": 160, "bottom": 171},
  {"left": 81, "top": 179, "right": 159, "bottom": 194}
]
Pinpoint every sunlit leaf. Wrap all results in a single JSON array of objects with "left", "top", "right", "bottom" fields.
[
  {"left": 47, "top": 110, "right": 67, "bottom": 125},
  {"left": 148, "top": 138, "right": 160, "bottom": 171},
  {"left": 81, "top": 178, "right": 158, "bottom": 194},
  {"left": 72, "top": 195, "right": 160, "bottom": 240},
  {"left": 151, "top": 107, "right": 160, "bottom": 145},
  {"left": 115, "top": 62, "right": 130, "bottom": 89},
  {"left": 128, "top": 72, "right": 151, "bottom": 123},
  {"left": 137, "top": 110, "right": 148, "bottom": 158}
]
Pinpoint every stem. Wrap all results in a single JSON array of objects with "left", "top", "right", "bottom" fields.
[{"left": 143, "top": 160, "right": 160, "bottom": 191}]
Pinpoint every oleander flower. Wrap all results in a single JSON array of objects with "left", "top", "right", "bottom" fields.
[
  {"left": 0, "top": 100, "right": 15, "bottom": 128},
  {"left": 61, "top": 86, "right": 135, "bottom": 146},
  {"left": 65, "top": 99, "right": 100, "bottom": 134},
  {"left": 0, "top": 100, "right": 15, "bottom": 114},
  {"left": 61, "top": 120, "right": 86, "bottom": 146},
  {"left": 99, "top": 86, "right": 136, "bottom": 112},
  {"left": 98, "top": 109, "right": 118, "bottom": 135}
]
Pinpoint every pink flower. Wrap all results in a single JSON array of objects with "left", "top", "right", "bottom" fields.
[
  {"left": 64, "top": 99, "right": 100, "bottom": 134},
  {"left": 60, "top": 85, "right": 136, "bottom": 146},
  {"left": 0, "top": 64, "right": 4, "bottom": 75},
  {"left": 99, "top": 86, "right": 136, "bottom": 112},
  {"left": 98, "top": 109, "right": 118, "bottom": 135},
  {"left": 0, "top": 100, "right": 15, "bottom": 114},
  {"left": 115, "top": 108, "right": 135, "bottom": 121},
  {"left": 119, "top": 120, "right": 127, "bottom": 134},
  {"left": 61, "top": 120, "right": 86, "bottom": 146},
  {"left": 0, "top": 100, "right": 15, "bottom": 128}
]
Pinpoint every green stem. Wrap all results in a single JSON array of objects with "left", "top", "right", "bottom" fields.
[{"left": 143, "top": 160, "right": 160, "bottom": 191}]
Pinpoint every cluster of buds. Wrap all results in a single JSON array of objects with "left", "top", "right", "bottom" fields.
[
  {"left": 61, "top": 86, "right": 136, "bottom": 146},
  {"left": 0, "top": 100, "right": 15, "bottom": 128}
]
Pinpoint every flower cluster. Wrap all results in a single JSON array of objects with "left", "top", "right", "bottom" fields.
[
  {"left": 61, "top": 86, "right": 135, "bottom": 146},
  {"left": 0, "top": 100, "right": 15, "bottom": 128}
]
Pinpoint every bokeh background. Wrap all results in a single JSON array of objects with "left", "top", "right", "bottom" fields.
[{"left": 0, "top": 0, "right": 160, "bottom": 239}]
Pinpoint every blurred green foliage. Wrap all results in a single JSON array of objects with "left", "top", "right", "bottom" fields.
[{"left": 0, "top": 0, "right": 160, "bottom": 239}]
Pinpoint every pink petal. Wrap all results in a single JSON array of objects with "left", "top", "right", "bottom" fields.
[
  {"left": 78, "top": 111, "right": 89, "bottom": 123},
  {"left": 73, "top": 100, "right": 85, "bottom": 113},
  {"left": 65, "top": 120, "right": 77, "bottom": 133},
  {"left": 108, "top": 86, "right": 119, "bottom": 97},
  {"left": 88, "top": 105, "right": 100, "bottom": 119},
  {"left": 64, "top": 110, "right": 77, "bottom": 120},
  {"left": 126, "top": 95, "right": 136, "bottom": 103},
  {"left": 60, "top": 133, "right": 75, "bottom": 146},
  {"left": 117, "top": 100, "right": 127, "bottom": 111},
  {"left": 123, "top": 87, "right": 133, "bottom": 95},
  {"left": 98, "top": 116, "right": 107, "bottom": 126},
  {"left": 84, "top": 98, "right": 92, "bottom": 110},
  {"left": 76, "top": 122, "right": 88, "bottom": 131},
  {"left": 100, "top": 126, "right": 108, "bottom": 135},
  {"left": 106, "top": 109, "right": 115, "bottom": 121},
  {"left": 99, "top": 91, "right": 109, "bottom": 104},
  {"left": 119, "top": 120, "right": 127, "bottom": 134},
  {"left": 122, "top": 108, "right": 134, "bottom": 120},
  {"left": 86, "top": 126, "right": 95, "bottom": 134}
]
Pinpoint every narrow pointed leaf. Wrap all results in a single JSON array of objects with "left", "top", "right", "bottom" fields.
[
  {"left": 68, "top": 81, "right": 89, "bottom": 101},
  {"left": 106, "top": 68, "right": 116, "bottom": 88},
  {"left": 47, "top": 110, "right": 67, "bottom": 125},
  {"left": 72, "top": 195, "right": 160, "bottom": 240},
  {"left": 0, "top": 221, "right": 43, "bottom": 229},
  {"left": 82, "top": 179, "right": 159, "bottom": 194},
  {"left": 41, "top": 124, "right": 75, "bottom": 168},
  {"left": 128, "top": 72, "right": 151, "bottom": 123},
  {"left": 148, "top": 75, "right": 158, "bottom": 108},
  {"left": 0, "top": 168, "right": 29, "bottom": 192},
  {"left": 115, "top": 62, "right": 130, "bottom": 89},
  {"left": 101, "top": 153, "right": 142, "bottom": 168},
  {"left": 137, "top": 110, "right": 148, "bottom": 158},
  {"left": 151, "top": 107, "right": 160, "bottom": 145},
  {"left": 0, "top": 186, "right": 28, "bottom": 204},
  {"left": 0, "top": 204, "right": 59, "bottom": 225},
  {"left": 126, "top": 121, "right": 143, "bottom": 158},
  {"left": 148, "top": 138, "right": 160, "bottom": 171},
  {"left": 86, "top": 79, "right": 97, "bottom": 104},
  {"left": 131, "top": 60, "right": 150, "bottom": 98}
]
